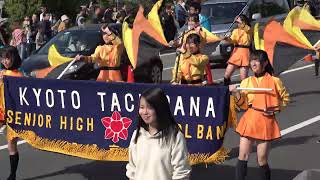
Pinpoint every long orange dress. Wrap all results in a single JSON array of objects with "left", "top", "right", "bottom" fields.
[
  {"left": 235, "top": 73, "right": 289, "bottom": 140},
  {"left": 0, "top": 70, "right": 24, "bottom": 121},
  {"left": 228, "top": 25, "right": 251, "bottom": 67},
  {"left": 83, "top": 33, "right": 124, "bottom": 82}
]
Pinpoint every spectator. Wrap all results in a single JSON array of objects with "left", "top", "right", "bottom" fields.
[
  {"left": 126, "top": 87, "right": 191, "bottom": 180},
  {"left": 36, "top": 26, "right": 45, "bottom": 50},
  {"left": 91, "top": 7, "right": 103, "bottom": 24},
  {"left": 51, "top": 14, "right": 61, "bottom": 36},
  {"left": 122, "top": 4, "right": 128, "bottom": 15},
  {"left": 175, "top": 0, "right": 188, "bottom": 28},
  {"left": 116, "top": 10, "right": 127, "bottom": 23},
  {"left": 76, "top": 7, "right": 88, "bottom": 27},
  {"left": 112, "top": 7, "right": 118, "bottom": 22},
  {"left": 188, "top": 2, "right": 211, "bottom": 32},
  {"left": 40, "top": 13, "right": 53, "bottom": 41},
  {"left": 58, "top": 15, "right": 70, "bottom": 32},
  {"left": 22, "top": 16, "right": 31, "bottom": 29},
  {"left": 30, "top": 14, "right": 39, "bottom": 53},
  {"left": 10, "top": 21, "right": 27, "bottom": 60},
  {"left": 103, "top": 8, "right": 115, "bottom": 24},
  {"left": 0, "top": 18, "right": 9, "bottom": 47},
  {"left": 161, "top": 3, "right": 179, "bottom": 42},
  {"left": 39, "top": 6, "right": 48, "bottom": 21}
]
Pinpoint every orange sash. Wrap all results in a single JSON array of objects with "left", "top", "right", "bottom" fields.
[{"left": 251, "top": 73, "right": 280, "bottom": 112}]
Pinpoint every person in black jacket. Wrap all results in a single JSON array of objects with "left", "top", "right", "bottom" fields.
[{"left": 161, "top": 3, "right": 179, "bottom": 42}]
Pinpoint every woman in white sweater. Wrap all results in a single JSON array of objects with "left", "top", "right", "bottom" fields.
[{"left": 126, "top": 87, "right": 191, "bottom": 180}]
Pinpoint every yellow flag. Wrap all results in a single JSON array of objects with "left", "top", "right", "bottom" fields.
[
  {"left": 297, "top": 5, "right": 320, "bottom": 30},
  {"left": 122, "top": 21, "right": 135, "bottom": 68},
  {"left": 283, "top": 7, "right": 314, "bottom": 49},
  {"left": 253, "top": 23, "right": 265, "bottom": 50},
  {"left": 48, "top": 45, "right": 73, "bottom": 66},
  {"left": 147, "top": 0, "right": 168, "bottom": 44}
]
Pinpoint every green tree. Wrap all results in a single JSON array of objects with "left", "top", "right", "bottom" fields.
[{"left": 4, "top": 0, "right": 42, "bottom": 23}]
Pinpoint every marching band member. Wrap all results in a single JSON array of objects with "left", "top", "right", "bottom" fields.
[
  {"left": 126, "top": 87, "right": 191, "bottom": 180},
  {"left": 171, "top": 33, "right": 209, "bottom": 85},
  {"left": 0, "top": 46, "right": 24, "bottom": 180},
  {"left": 229, "top": 50, "right": 289, "bottom": 180},
  {"left": 170, "top": 14, "right": 208, "bottom": 50},
  {"left": 223, "top": 14, "right": 251, "bottom": 85},
  {"left": 75, "top": 24, "right": 123, "bottom": 82}
]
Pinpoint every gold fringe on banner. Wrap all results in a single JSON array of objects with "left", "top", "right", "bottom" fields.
[
  {"left": 7, "top": 126, "right": 230, "bottom": 164},
  {"left": 189, "top": 147, "right": 230, "bottom": 165},
  {"left": 7, "top": 126, "right": 129, "bottom": 161},
  {"left": 228, "top": 96, "right": 238, "bottom": 129}
]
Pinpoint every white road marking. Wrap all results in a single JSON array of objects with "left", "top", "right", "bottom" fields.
[
  {"left": 0, "top": 140, "right": 26, "bottom": 150},
  {"left": 160, "top": 52, "right": 176, "bottom": 57},
  {"left": 280, "top": 64, "right": 315, "bottom": 75},
  {"left": 280, "top": 115, "right": 320, "bottom": 136},
  {"left": 0, "top": 64, "right": 317, "bottom": 151}
]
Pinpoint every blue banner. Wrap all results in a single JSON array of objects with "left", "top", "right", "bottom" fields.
[{"left": 4, "top": 76, "right": 233, "bottom": 164}]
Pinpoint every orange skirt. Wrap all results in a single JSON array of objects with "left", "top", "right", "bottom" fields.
[
  {"left": 97, "top": 70, "right": 123, "bottom": 82},
  {"left": 228, "top": 47, "right": 250, "bottom": 67},
  {"left": 236, "top": 108, "right": 281, "bottom": 141}
]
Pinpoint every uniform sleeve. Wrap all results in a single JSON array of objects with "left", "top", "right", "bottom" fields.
[
  {"left": 229, "top": 29, "right": 238, "bottom": 44},
  {"left": 236, "top": 78, "right": 250, "bottom": 110},
  {"left": 186, "top": 54, "right": 209, "bottom": 67},
  {"left": 84, "top": 46, "right": 101, "bottom": 63},
  {"left": 171, "top": 56, "right": 183, "bottom": 83},
  {"left": 126, "top": 130, "right": 137, "bottom": 179},
  {"left": 109, "top": 34, "right": 123, "bottom": 66},
  {"left": 171, "top": 131, "right": 191, "bottom": 180},
  {"left": 273, "top": 77, "right": 290, "bottom": 108}
]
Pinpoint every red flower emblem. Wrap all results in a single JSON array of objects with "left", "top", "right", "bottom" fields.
[{"left": 101, "top": 111, "right": 132, "bottom": 143}]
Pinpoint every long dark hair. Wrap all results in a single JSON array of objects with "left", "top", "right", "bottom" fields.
[
  {"left": 238, "top": 14, "right": 251, "bottom": 27},
  {"left": 250, "top": 50, "right": 274, "bottom": 75},
  {"left": 1, "top": 46, "right": 22, "bottom": 70},
  {"left": 134, "top": 87, "right": 180, "bottom": 144}
]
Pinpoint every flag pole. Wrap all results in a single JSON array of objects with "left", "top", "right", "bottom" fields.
[
  {"left": 224, "top": 1, "right": 250, "bottom": 37},
  {"left": 57, "top": 59, "right": 77, "bottom": 79}
]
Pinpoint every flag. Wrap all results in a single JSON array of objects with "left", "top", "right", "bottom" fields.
[
  {"left": 122, "top": 2, "right": 168, "bottom": 69},
  {"left": 253, "top": 23, "right": 265, "bottom": 50},
  {"left": 294, "top": 5, "right": 320, "bottom": 45},
  {"left": 283, "top": 7, "right": 314, "bottom": 49},
  {"left": 263, "top": 20, "right": 314, "bottom": 75},
  {"left": 48, "top": 45, "right": 73, "bottom": 66},
  {"left": 295, "top": 5, "right": 320, "bottom": 31}
]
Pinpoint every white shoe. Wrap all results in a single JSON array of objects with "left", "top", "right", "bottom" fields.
[{"left": 0, "top": 125, "right": 6, "bottom": 135}]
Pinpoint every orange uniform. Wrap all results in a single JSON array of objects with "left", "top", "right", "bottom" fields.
[
  {"left": 235, "top": 73, "right": 289, "bottom": 140},
  {"left": 228, "top": 25, "right": 251, "bottom": 67},
  {"left": 83, "top": 33, "right": 123, "bottom": 82},
  {"left": 171, "top": 52, "right": 209, "bottom": 85},
  {"left": 0, "top": 70, "right": 24, "bottom": 121}
]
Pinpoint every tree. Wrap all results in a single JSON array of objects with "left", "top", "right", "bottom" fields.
[{"left": 4, "top": 0, "right": 42, "bottom": 23}]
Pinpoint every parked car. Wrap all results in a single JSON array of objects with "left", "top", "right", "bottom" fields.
[
  {"left": 201, "top": 0, "right": 291, "bottom": 68},
  {"left": 21, "top": 24, "right": 163, "bottom": 83}
]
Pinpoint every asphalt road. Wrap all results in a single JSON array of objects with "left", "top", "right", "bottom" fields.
[{"left": 0, "top": 55, "right": 319, "bottom": 180}]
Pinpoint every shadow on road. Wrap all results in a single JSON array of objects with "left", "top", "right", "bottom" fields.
[
  {"left": 21, "top": 136, "right": 317, "bottom": 180},
  {"left": 290, "top": 90, "right": 320, "bottom": 98},
  {"left": 228, "top": 135, "right": 318, "bottom": 160},
  {"left": 21, "top": 160, "right": 300, "bottom": 180}
]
